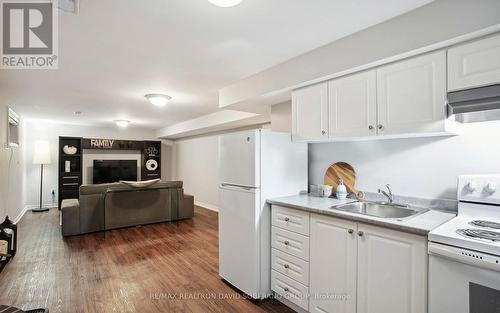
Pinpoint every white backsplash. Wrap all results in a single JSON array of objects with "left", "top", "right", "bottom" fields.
[{"left": 309, "top": 120, "right": 500, "bottom": 201}]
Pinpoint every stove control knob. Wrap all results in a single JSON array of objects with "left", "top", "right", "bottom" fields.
[
  {"left": 484, "top": 182, "right": 498, "bottom": 194},
  {"left": 466, "top": 181, "right": 479, "bottom": 193}
]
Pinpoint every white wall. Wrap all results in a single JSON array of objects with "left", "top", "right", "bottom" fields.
[
  {"left": 270, "top": 101, "right": 292, "bottom": 133},
  {"left": 23, "top": 119, "right": 173, "bottom": 209},
  {"left": 0, "top": 103, "right": 25, "bottom": 222},
  {"left": 173, "top": 135, "right": 219, "bottom": 211},
  {"left": 309, "top": 121, "right": 500, "bottom": 200},
  {"left": 171, "top": 105, "right": 294, "bottom": 211}
]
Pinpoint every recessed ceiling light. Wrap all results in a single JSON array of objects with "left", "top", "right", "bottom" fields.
[
  {"left": 114, "top": 120, "right": 130, "bottom": 128},
  {"left": 208, "top": 0, "right": 243, "bottom": 8},
  {"left": 145, "top": 93, "right": 172, "bottom": 107}
]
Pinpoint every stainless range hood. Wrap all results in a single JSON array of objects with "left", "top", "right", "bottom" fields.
[{"left": 447, "top": 84, "right": 500, "bottom": 123}]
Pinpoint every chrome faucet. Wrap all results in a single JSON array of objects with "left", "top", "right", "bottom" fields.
[{"left": 378, "top": 184, "right": 394, "bottom": 203}]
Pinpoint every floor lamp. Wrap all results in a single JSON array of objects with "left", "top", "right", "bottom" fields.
[{"left": 33, "top": 140, "right": 51, "bottom": 212}]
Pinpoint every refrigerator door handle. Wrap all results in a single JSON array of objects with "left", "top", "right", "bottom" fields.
[{"left": 220, "top": 183, "right": 257, "bottom": 191}]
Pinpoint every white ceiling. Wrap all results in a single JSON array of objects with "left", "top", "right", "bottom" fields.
[{"left": 0, "top": 0, "right": 433, "bottom": 129}]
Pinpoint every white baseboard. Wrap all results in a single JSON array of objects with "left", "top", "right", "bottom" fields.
[
  {"left": 12, "top": 203, "right": 53, "bottom": 224},
  {"left": 13, "top": 207, "right": 28, "bottom": 224},
  {"left": 194, "top": 201, "right": 218, "bottom": 212},
  {"left": 24, "top": 203, "right": 57, "bottom": 213}
]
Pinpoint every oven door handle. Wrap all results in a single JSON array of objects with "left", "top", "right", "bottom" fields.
[{"left": 429, "top": 242, "right": 500, "bottom": 273}]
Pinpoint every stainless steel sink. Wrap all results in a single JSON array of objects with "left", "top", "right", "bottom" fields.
[{"left": 332, "top": 202, "right": 428, "bottom": 220}]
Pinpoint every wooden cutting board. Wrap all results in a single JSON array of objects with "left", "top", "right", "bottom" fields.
[{"left": 323, "top": 162, "right": 357, "bottom": 196}]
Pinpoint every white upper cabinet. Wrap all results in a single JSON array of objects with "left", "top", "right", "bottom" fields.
[
  {"left": 356, "top": 223, "right": 427, "bottom": 313},
  {"left": 292, "top": 82, "right": 329, "bottom": 141},
  {"left": 376, "top": 51, "right": 446, "bottom": 135},
  {"left": 448, "top": 33, "right": 500, "bottom": 91},
  {"left": 328, "top": 71, "right": 377, "bottom": 138},
  {"left": 310, "top": 214, "right": 357, "bottom": 313}
]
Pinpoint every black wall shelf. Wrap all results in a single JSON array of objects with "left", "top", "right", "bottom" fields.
[{"left": 58, "top": 136, "right": 83, "bottom": 209}]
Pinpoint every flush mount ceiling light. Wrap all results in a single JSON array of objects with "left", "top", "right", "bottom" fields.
[
  {"left": 114, "top": 120, "right": 130, "bottom": 128},
  {"left": 208, "top": 0, "right": 243, "bottom": 7},
  {"left": 144, "top": 94, "right": 172, "bottom": 107}
]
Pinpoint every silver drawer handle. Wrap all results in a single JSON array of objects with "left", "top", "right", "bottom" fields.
[
  {"left": 348, "top": 229, "right": 354, "bottom": 234},
  {"left": 284, "top": 240, "right": 290, "bottom": 246},
  {"left": 358, "top": 231, "right": 364, "bottom": 237},
  {"left": 284, "top": 264, "right": 290, "bottom": 269},
  {"left": 284, "top": 217, "right": 290, "bottom": 222}
]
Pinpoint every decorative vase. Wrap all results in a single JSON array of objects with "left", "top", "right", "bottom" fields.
[{"left": 63, "top": 145, "right": 77, "bottom": 155}]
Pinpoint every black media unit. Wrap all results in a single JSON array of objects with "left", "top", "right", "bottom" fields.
[{"left": 58, "top": 137, "right": 162, "bottom": 209}]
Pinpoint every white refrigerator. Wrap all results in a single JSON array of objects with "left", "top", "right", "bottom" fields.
[{"left": 218, "top": 129, "right": 307, "bottom": 299}]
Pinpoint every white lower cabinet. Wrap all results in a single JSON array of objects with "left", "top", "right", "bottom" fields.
[
  {"left": 309, "top": 214, "right": 357, "bottom": 313},
  {"left": 356, "top": 223, "right": 427, "bottom": 313},
  {"left": 272, "top": 206, "right": 428, "bottom": 313}
]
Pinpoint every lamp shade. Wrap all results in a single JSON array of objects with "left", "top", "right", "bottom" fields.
[{"left": 33, "top": 140, "right": 51, "bottom": 164}]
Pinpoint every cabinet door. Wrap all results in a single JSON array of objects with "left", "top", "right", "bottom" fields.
[
  {"left": 292, "top": 83, "right": 329, "bottom": 141},
  {"left": 328, "top": 71, "right": 377, "bottom": 138},
  {"left": 377, "top": 51, "right": 446, "bottom": 135},
  {"left": 448, "top": 33, "right": 500, "bottom": 91},
  {"left": 357, "top": 223, "right": 427, "bottom": 313},
  {"left": 309, "top": 214, "right": 357, "bottom": 313}
]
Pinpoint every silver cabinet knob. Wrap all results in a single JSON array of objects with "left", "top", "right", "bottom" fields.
[
  {"left": 284, "top": 264, "right": 290, "bottom": 269},
  {"left": 348, "top": 229, "right": 354, "bottom": 234},
  {"left": 321, "top": 130, "right": 326, "bottom": 135},
  {"left": 358, "top": 231, "right": 364, "bottom": 237},
  {"left": 284, "top": 217, "right": 290, "bottom": 222},
  {"left": 283, "top": 287, "right": 289, "bottom": 292},
  {"left": 368, "top": 125, "right": 374, "bottom": 130},
  {"left": 377, "top": 124, "right": 384, "bottom": 130},
  {"left": 284, "top": 240, "right": 290, "bottom": 245}
]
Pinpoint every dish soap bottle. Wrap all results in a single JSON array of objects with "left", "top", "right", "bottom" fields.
[{"left": 336, "top": 178, "right": 347, "bottom": 200}]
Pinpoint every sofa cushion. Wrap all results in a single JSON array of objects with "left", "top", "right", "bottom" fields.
[
  {"left": 80, "top": 182, "right": 122, "bottom": 195},
  {"left": 120, "top": 178, "right": 160, "bottom": 188},
  {"left": 62, "top": 198, "right": 79, "bottom": 209},
  {"left": 80, "top": 180, "right": 183, "bottom": 195}
]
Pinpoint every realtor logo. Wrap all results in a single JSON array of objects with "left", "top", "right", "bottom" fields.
[{"left": 1, "top": 0, "right": 58, "bottom": 69}]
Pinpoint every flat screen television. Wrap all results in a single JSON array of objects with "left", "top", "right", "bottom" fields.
[{"left": 93, "top": 160, "right": 138, "bottom": 184}]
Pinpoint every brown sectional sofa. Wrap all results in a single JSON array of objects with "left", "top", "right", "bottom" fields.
[{"left": 61, "top": 181, "right": 194, "bottom": 236}]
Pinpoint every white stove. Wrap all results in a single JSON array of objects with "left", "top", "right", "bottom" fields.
[{"left": 428, "top": 175, "right": 500, "bottom": 313}]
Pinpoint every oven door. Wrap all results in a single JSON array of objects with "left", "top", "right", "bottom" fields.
[{"left": 429, "top": 243, "right": 500, "bottom": 313}]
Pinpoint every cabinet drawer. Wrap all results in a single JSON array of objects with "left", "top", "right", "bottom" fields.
[
  {"left": 272, "top": 248, "right": 309, "bottom": 286},
  {"left": 272, "top": 226, "right": 310, "bottom": 261},
  {"left": 272, "top": 270, "right": 309, "bottom": 311},
  {"left": 272, "top": 205, "right": 310, "bottom": 235}
]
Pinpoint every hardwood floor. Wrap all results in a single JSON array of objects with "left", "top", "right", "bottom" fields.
[{"left": 0, "top": 207, "right": 294, "bottom": 313}]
